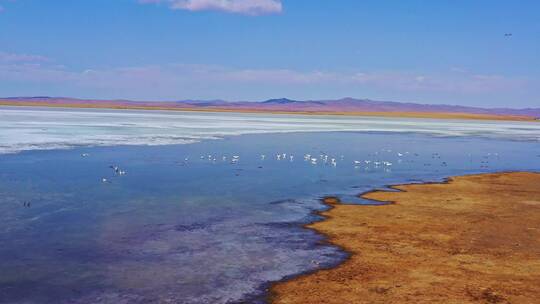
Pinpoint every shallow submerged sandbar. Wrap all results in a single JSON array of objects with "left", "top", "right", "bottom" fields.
[{"left": 271, "top": 172, "right": 540, "bottom": 304}]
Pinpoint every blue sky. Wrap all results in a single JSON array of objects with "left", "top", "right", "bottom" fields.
[{"left": 0, "top": 0, "right": 539, "bottom": 107}]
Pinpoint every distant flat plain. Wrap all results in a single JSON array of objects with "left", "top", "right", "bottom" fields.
[{"left": 0, "top": 101, "right": 537, "bottom": 122}]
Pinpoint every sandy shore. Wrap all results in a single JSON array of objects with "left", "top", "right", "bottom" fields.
[
  {"left": 0, "top": 102, "right": 536, "bottom": 122},
  {"left": 271, "top": 172, "right": 540, "bottom": 304}
]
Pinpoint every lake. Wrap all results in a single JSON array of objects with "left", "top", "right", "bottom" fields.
[{"left": 0, "top": 107, "right": 539, "bottom": 303}]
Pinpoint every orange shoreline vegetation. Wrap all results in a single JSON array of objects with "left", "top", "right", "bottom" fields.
[
  {"left": 0, "top": 101, "right": 537, "bottom": 122},
  {"left": 270, "top": 172, "right": 540, "bottom": 304}
]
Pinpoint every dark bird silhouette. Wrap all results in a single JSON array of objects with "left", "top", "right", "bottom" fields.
[{"left": 504, "top": 33, "right": 512, "bottom": 37}]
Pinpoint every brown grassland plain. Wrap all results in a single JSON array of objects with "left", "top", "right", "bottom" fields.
[
  {"left": 0, "top": 101, "right": 536, "bottom": 122},
  {"left": 271, "top": 172, "right": 540, "bottom": 304}
]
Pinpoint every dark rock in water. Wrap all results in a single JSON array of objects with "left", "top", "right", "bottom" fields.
[
  {"left": 268, "top": 199, "right": 296, "bottom": 205},
  {"left": 260, "top": 221, "right": 304, "bottom": 228},
  {"left": 174, "top": 223, "right": 208, "bottom": 232}
]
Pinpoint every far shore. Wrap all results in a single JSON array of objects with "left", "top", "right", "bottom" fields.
[
  {"left": 0, "top": 101, "right": 537, "bottom": 122},
  {"left": 270, "top": 172, "right": 540, "bottom": 304}
]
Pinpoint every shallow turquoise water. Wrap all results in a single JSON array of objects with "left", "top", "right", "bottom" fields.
[{"left": 1, "top": 131, "right": 539, "bottom": 303}]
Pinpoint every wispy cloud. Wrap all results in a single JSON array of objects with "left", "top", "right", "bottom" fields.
[
  {"left": 0, "top": 53, "right": 533, "bottom": 104},
  {"left": 0, "top": 52, "right": 50, "bottom": 63},
  {"left": 140, "top": 0, "right": 283, "bottom": 15}
]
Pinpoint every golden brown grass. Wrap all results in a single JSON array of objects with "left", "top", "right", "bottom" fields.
[{"left": 271, "top": 172, "right": 540, "bottom": 304}]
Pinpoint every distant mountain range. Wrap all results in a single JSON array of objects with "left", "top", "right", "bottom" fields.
[{"left": 1, "top": 96, "right": 539, "bottom": 120}]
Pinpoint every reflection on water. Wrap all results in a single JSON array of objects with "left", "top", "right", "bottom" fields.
[{"left": 1, "top": 131, "right": 540, "bottom": 303}]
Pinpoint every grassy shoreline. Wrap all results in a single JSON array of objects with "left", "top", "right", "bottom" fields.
[{"left": 270, "top": 172, "right": 540, "bottom": 304}]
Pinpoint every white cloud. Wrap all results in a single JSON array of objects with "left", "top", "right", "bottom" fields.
[
  {"left": 0, "top": 55, "right": 533, "bottom": 104},
  {"left": 140, "top": 0, "right": 282, "bottom": 15},
  {"left": 0, "top": 60, "right": 527, "bottom": 93},
  {"left": 0, "top": 52, "right": 50, "bottom": 63}
]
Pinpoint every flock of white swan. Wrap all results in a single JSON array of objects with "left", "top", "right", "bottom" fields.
[{"left": 93, "top": 149, "right": 501, "bottom": 183}]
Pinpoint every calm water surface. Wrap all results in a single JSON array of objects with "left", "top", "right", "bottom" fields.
[{"left": 1, "top": 108, "right": 540, "bottom": 303}]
